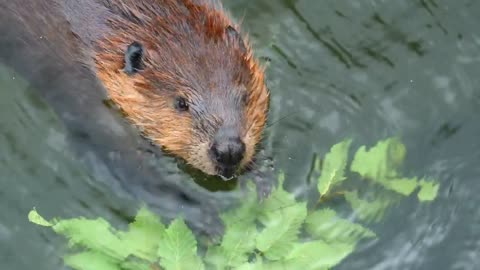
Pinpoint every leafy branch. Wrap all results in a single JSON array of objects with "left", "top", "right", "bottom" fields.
[{"left": 29, "top": 137, "right": 440, "bottom": 270}]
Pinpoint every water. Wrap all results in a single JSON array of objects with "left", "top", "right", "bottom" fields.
[{"left": 1, "top": 0, "right": 480, "bottom": 269}]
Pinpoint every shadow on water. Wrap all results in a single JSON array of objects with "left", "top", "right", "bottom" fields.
[{"left": 1, "top": 0, "right": 480, "bottom": 269}]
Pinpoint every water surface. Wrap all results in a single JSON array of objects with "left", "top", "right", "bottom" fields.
[{"left": 1, "top": 0, "right": 480, "bottom": 269}]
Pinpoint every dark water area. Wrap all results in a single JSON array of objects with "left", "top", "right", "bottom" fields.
[{"left": 1, "top": 0, "right": 480, "bottom": 269}]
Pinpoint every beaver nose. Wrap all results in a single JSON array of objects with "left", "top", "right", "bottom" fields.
[
  {"left": 210, "top": 131, "right": 245, "bottom": 178},
  {"left": 211, "top": 138, "right": 245, "bottom": 165}
]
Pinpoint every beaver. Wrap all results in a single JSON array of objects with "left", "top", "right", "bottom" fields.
[
  {"left": 95, "top": 1, "right": 270, "bottom": 180},
  {"left": 0, "top": 0, "right": 270, "bottom": 234},
  {"left": 1, "top": 0, "right": 270, "bottom": 179}
]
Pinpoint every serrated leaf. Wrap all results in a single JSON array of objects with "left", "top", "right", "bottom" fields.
[
  {"left": 157, "top": 218, "right": 204, "bottom": 270},
  {"left": 283, "top": 240, "right": 354, "bottom": 269},
  {"left": 206, "top": 187, "right": 258, "bottom": 269},
  {"left": 384, "top": 177, "right": 419, "bottom": 196},
  {"left": 120, "top": 258, "right": 153, "bottom": 270},
  {"left": 64, "top": 251, "right": 120, "bottom": 270},
  {"left": 28, "top": 208, "right": 53, "bottom": 227},
  {"left": 263, "top": 261, "right": 299, "bottom": 270},
  {"left": 351, "top": 137, "right": 406, "bottom": 181},
  {"left": 222, "top": 222, "right": 257, "bottom": 267},
  {"left": 119, "top": 206, "right": 165, "bottom": 262},
  {"left": 418, "top": 180, "right": 440, "bottom": 201},
  {"left": 259, "top": 177, "right": 297, "bottom": 215},
  {"left": 237, "top": 260, "right": 264, "bottom": 270},
  {"left": 256, "top": 179, "right": 306, "bottom": 260},
  {"left": 52, "top": 217, "right": 129, "bottom": 261},
  {"left": 317, "top": 139, "right": 352, "bottom": 196},
  {"left": 349, "top": 138, "right": 438, "bottom": 199},
  {"left": 256, "top": 202, "right": 307, "bottom": 260},
  {"left": 204, "top": 246, "right": 226, "bottom": 270},
  {"left": 344, "top": 191, "right": 393, "bottom": 223},
  {"left": 221, "top": 184, "right": 259, "bottom": 226},
  {"left": 305, "top": 208, "right": 376, "bottom": 244}
]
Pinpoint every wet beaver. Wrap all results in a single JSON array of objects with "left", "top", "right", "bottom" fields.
[
  {"left": 1, "top": 0, "right": 270, "bottom": 179},
  {"left": 0, "top": 0, "right": 270, "bottom": 234},
  {"left": 95, "top": 0, "right": 270, "bottom": 180}
]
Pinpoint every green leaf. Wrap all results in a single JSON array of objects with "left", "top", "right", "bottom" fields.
[
  {"left": 204, "top": 246, "right": 226, "bottom": 270},
  {"left": 120, "top": 258, "right": 153, "bottom": 270},
  {"left": 283, "top": 240, "right": 354, "bottom": 269},
  {"left": 157, "top": 218, "right": 204, "bottom": 270},
  {"left": 221, "top": 183, "right": 259, "bottom": 227},
  {"left": 418, "top": 180, "right": 440, "bottom": 201},
  {"left": 305, "top": 208, "right": 376, "bottom": 244},
  {"left": 256, "top": 180, "right": 306, "bottom": 260},
  {"left": 344, "top": 191, "right": 393, "bottom": 223},
  {"left": 216, "top": 222, "right": 257, "bottom": 267},
  {"left": 119, "top": 206, "right": 165, "bottom": 262},
  {"left": 26, "top": 138, "right": 442, "bottom": 270},
  {"left": 236, "top": 260, "right": 265, "bottom": 270},
  {"left": 205, "top": 186, "right": 258, "bottom": 269},
  {"left": 350, "top": 137, "right": 406, "bottom": 181},
  {"left": 64, "top": 251, "right": 121, "bottom": 270},
  {"left": 52, "top": 217, "right": 129, "bottom": 261},
  {"left": 28, "top": 208, "right": 53, "bottom": 227},
  {"left": 317, "top": 139, "right": 352, "bottom": 196},
  {"left": 256, "top": 201, "right": 307, "bottom": 260},
  {"left": 349, "top": 138, "right": 440, "bottom": 199},
  {"left": 259, "top": 176, "right": 296, "bottom": 214},
  {"left": 384, "top": 177, "right": 419, "bottom": 196}
]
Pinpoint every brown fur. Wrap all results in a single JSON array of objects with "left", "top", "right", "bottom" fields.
[
  {"left": 0, "top": 0, "right": 269, "bottom": 236},
  {"left": 0, "top": 0, "right": 269, "bottom": 177},
  {"left": 94, "top": 0, "right": 269, "bottom": 175}
]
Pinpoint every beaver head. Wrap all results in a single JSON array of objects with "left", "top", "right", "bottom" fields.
[{"left": 94, "top": 0, "right": 269, "bottom": 180}]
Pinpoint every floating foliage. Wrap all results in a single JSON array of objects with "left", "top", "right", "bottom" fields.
[
  {"left": 350, "top": 137, "right": 439, "bottom": 202},
  {"left": 417, "top": 179, "right": 440, "bottom": 202},
  {"left": 157, "top": 219, "right": 204, "bottom": 270},
  {"left": 29, "top": 137, "right": 440, "bottom": 270},
  {"left": 118, "top": 207, "right": 165, "bottom": 262},
  {"left": 305, "top": 208, "right": 376, "bottom": 244},
  {"left": 317, "top": 139, "right": 352, "bottom": 198}
]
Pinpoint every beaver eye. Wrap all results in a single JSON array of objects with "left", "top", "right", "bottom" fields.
[{"left": 175, "top": 97, "right": 189, "bottom": 111}]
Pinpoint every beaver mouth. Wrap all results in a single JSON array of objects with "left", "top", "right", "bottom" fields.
[
  {"left": 208, "top": 134, "right": 246, "bottom": 181},
  {"left": 217, "top": 166, "right": 239, "bottom": 181},
  {"left": 219, "top": 175, "right": 235, "bottom": 181}
]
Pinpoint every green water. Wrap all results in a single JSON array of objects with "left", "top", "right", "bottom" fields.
[{"left": 1, "top": 0, "right": 480, "bottom": 269}]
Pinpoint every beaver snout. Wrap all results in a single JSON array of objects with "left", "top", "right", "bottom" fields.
[{"left": 209, "top": 127, "right": 246, "bottom": 180}]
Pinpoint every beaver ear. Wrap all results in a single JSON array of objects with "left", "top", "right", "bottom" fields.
[
  {"left": 226, "top": 25, "right": 247, "bottom": 54},
  {"left": 124, "top": 41, "right": 144, "bottom": 75}
]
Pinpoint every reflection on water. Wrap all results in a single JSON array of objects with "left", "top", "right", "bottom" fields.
[{"left": 1, "top": 0, "right": 480, "bottom": 269}]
